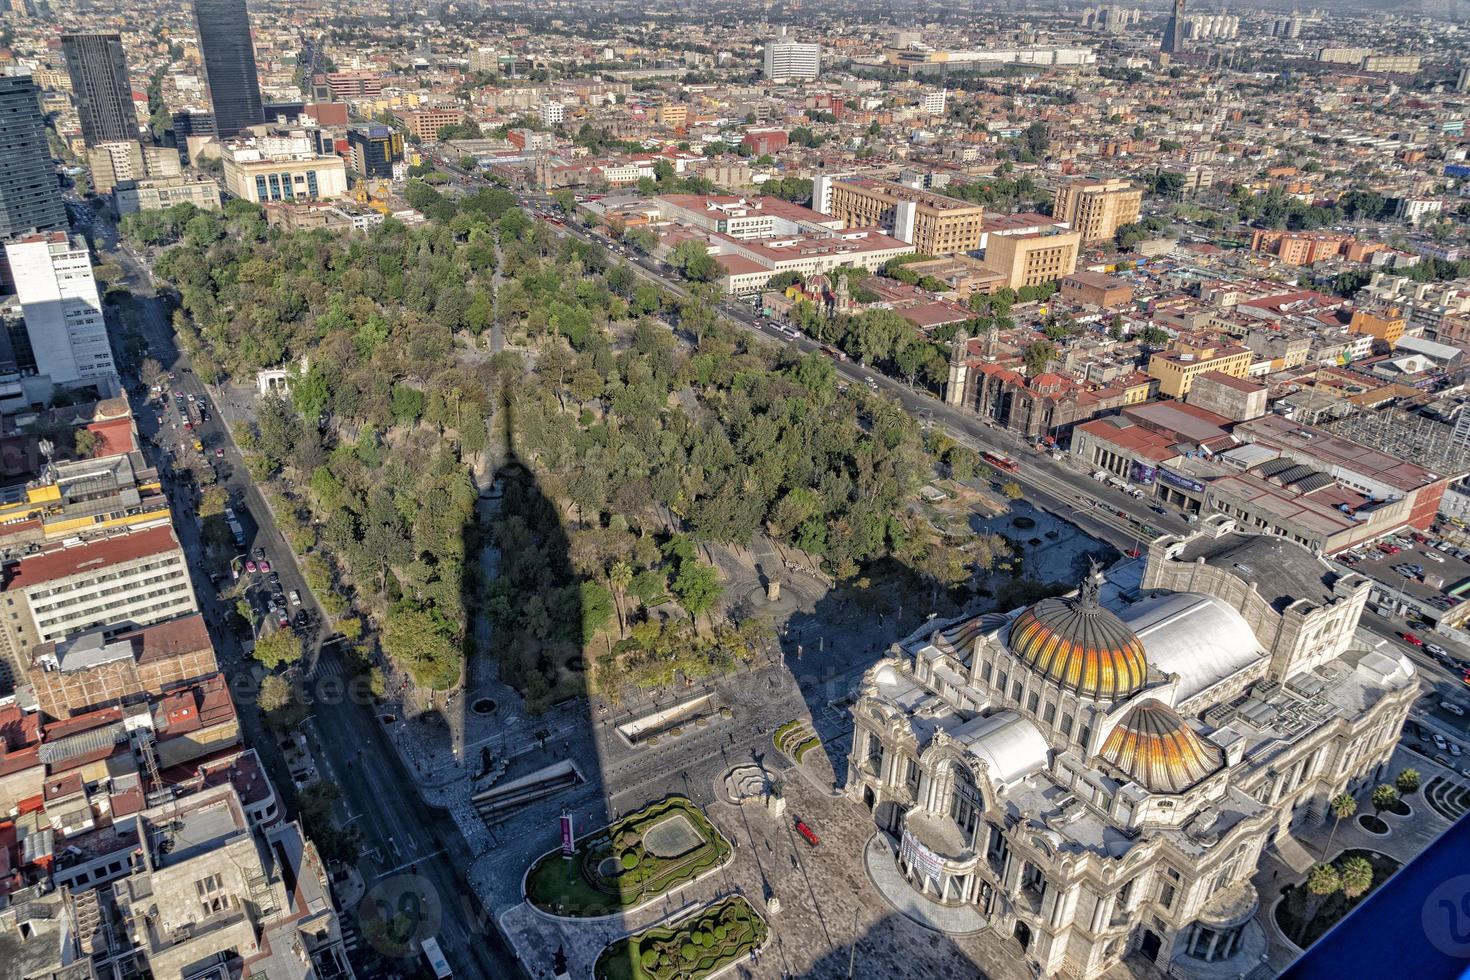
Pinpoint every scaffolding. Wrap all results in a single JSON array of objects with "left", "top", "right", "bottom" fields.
[{"left": 1324, "top": 406, "right": 1470, "bottom": 477}]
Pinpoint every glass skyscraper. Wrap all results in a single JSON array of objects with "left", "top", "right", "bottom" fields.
[
  {"left": 60, "top": 33, "right": 139, "bottom": 146},
  {"left": 0, "top": 76, "right": 67, "bottom": 238},
  {"left": 193, "top": 0, "right": 264, "bottom": 136}
]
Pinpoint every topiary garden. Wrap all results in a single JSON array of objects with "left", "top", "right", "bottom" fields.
[
  {"left": 525, "top": 796, "right": 732, "bottom": 917},
  {"left": 594, "top": 895, "right": 769, "bottom": 980}
]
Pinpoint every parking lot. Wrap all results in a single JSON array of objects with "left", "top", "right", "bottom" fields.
[{"left": 1337, "top": 528, "right": 1470, "bottom": 629}]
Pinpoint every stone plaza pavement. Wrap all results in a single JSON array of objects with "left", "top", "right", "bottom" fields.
[{"left": 497, "top": 770, "right": 1036, "bottom": 980}]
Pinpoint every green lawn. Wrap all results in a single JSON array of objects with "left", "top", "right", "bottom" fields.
[
  {"left": 595, "top": 896, "right": 768, "bottom": 980},
  {"left": 525, "top": 796, "right": 732, "bottom": 917}
]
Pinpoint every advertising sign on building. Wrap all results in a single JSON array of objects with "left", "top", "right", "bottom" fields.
[
  {"left": 1129, "top": 460, "right": 1156, "bottom": 486},
  {"left": 899, "top": 826, "right": 945, "bottom": 891},
  {"left": 1159, "top": 468, "right": 1206, "bottom": 494}
]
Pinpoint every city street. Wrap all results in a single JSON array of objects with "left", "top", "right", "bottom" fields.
[{"left": 98, "top": 208, "right": 518, "bottom": 979}]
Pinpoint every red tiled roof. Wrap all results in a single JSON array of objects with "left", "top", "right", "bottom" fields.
[{"left": 3, "top": 525, "right": 180, "bottom": 592}]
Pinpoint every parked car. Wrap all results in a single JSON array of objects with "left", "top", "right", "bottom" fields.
[
  {"left": 245, "top": 560, "right": 257, "bottom": 574},
  {"left": 259, "top": 559, "right": 271, "bottom": 573},
  {"left": 1452, "top": 743, "right": 1463, "bottom": 757},
  {"left": 276, "top": 611, "right": 290, "bottom": 628},
  {"left": 289, "top": 589, "right": 301, "bottom": 606},
  {"left": 1402, "top": 632, "right": 1424, "bottom": 646},
  {"left": 1427, "top": 643, "right": 1448, "bottom": 657},
  {"left": 1434, "top": 733, "right": 1448, "bottom": 750}
]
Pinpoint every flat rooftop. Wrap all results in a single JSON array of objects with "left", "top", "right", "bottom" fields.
[{"left": 1235, "top": 414, "right": 1443, "bottom": 492}]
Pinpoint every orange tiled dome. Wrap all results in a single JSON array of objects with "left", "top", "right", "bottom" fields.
[
  {"left": 1098, "top": 699, "right": 1223, "bottom": 793},
  {"left": 1008, "top": 577, "right": 1148, "bottom": 701}
]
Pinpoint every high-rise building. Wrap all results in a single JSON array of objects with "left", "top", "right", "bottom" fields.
[
  {"left": 60, "top": 33, "right": 139, "bottom": 146},
  {"left": 981, "top": 230, "right": 1082, "bottom": 290},
  {"left": 0, "top": 76, "right": 67, "bottom": 238},
  {"left": 1052, "top": 178, "right": 1143, "bottom": 243},
  {"left": 193, "top": 0, "right": 264, "bottom": 136},
  {"left": 347, "top": 123, "right": 404, "bottom": 178},
  {"left": 763, "top": 39, "right": 821, "bottom": 82},
  {"left": 1161, "top": 0, "right": 1186, "bottom": 55},
  {"left": 1457, "top": 66, "right": 1470, "bottom": 93},
  {"left": 3, "top": 231, "right": 117, "bottom": 389}
]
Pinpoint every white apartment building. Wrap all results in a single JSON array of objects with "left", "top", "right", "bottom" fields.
[
  {"left": 763, "top": 39, "right": 821, "bottom": 82},
  {"left": 0, "top": 524, "right": 196, "bottom": 679},
  {"left": 920, "top": 89, "right": 948, "bottom": 116},
  {"left": 539, "top": 100, "right": 565, "bottom": 127},
  {"left": 4, "top": 231, "right": 117, "bottom": 388}
]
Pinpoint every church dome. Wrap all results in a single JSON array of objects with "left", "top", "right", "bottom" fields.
[
  {"left": 1008, "top": 570, "right": 1148, "bottom": 700},
  {"left": 1098, "top": 699, "right": 1223, "bottom": 794}
]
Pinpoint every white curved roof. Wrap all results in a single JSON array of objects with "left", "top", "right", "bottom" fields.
[
  {"left": 954, "top": 710, "right": 1050, "bottom": 789},
  {"left": 1124, "top": 592, "right": 1265, "bottom": 703}
]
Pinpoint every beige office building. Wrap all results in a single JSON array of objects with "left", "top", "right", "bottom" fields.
[
  {"left": 86, "top": 140, "right": 180, "bottom": 194},
  {"left": 982, "top": 230, "right": 1081, "bottom": 290},
  {"left": 113, "top": 174, "right": 222, "bottom": 215},
  {"left": 818, "top": 176, "right": 985, "bottom": 255},
  {"left": 1053, "top": 178, "right": 1143, "bottom": 243}
]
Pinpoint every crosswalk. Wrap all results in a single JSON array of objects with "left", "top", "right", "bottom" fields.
[
  {"left": 340, "top": 919, "right": 360, "bottom": 954},
  {"left": 306, "top": 657, "right": 345, "bottom": 681}
]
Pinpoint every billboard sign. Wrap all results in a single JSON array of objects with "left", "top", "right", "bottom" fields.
[
  {"left": 1159, "top": 468, "right": 1205, "bottom": 494},
  {"left": 1129, "top": 461, "right": 1156, "bottom": 486},
  {"left": 560, "top": 811, "right": 575, "bottom": 856}
]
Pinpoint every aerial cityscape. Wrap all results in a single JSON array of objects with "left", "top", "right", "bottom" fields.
[{"left": 0, "top": 0, "right": 1466, "bottom": 978}]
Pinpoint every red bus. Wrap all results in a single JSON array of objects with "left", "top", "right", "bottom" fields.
[
  {"left": 982, "top": 451, "right": 1019, "bottom": 473},
  {"left": 795, "top": 820, "right": 820, "bottom": 846}
]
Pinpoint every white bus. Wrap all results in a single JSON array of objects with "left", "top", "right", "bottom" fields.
[{"left": 421, "top": 936, "right": 452, "bottom": 979}]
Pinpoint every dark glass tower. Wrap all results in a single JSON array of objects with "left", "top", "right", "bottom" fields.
[
  {"left": 0, "top": 76, "right": 67, "bottom": 238},
  {"left": 60, "top": 33, "right": 139, "bottom": 146},
  {"left": 1162, "top": 0, "right": 1186, "bottom": 55},
  {"left": 193, "top": 0, "right": 264, "bottom": 136}
]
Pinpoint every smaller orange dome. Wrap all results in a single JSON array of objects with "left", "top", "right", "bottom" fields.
[{"left": 1098, "top": 699, "right": 1222, "bottom": 794}]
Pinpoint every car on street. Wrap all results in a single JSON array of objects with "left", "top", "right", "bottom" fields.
[
  {"left": 1441, "top": 701, "right": 1466, "bottom": 716},
  {"left": 1434, "top": 733, "right": 1448, "bottom": 750},
  {"left": 1427, "top": 643, "right": 1448, "bottom": 657},
  {"left": 1454, "top": 743, "right": 1464, "bottom": 757},
  {"left": 1401, "top": 632, "right": 1423, "bottom": 646}
]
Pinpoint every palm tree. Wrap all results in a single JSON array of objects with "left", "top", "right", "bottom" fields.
[
  {"left": 1396, "top": 768, "right": 1421, "bottom": 796},
  {"left": 607, "top": 560, "right": 633, "bottom": 636},
  {"left": 1371, "top": 784, "right": 1400, "bottom": 821},
  {"left": 1299, "top": 863, "right": 1342, "bottom": 943},
  {"left": 1339, "top": 855, "right": 1374, "bottom": 900},
  {"left": 1323, "top": 793, "right": 1357, "bottom": 860}
]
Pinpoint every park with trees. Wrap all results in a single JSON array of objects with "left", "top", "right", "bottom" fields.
[{"left": 138, "top": 180, "right": 978, "bottom": 711}]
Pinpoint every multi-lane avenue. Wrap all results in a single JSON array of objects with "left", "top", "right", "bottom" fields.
[{"left": 92, "top": 205, "right": 517, "bottom": 980}]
